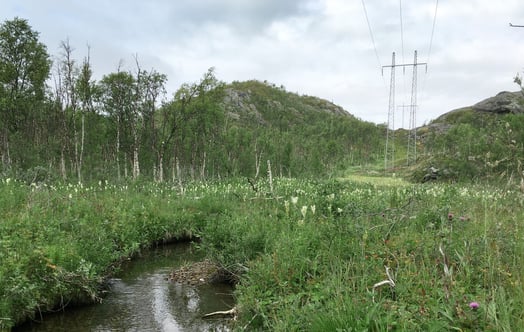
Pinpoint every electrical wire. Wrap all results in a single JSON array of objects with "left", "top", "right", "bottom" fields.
[
  {"left": 399, "top": 0, "right": 407, "bottom": 127},
  {"left": 361, "top": 0, "right": 388, "bottom": 90},
  {"left": 426, "top": 0, "right": 439, "bottom": 64},
  {"left": 361, "top": 0, "right": 382, "bottom": 70},
  {"left": 399, "top": 0, "right": 405, "bottom": 66},
  {"left": 421, "top": 0, "right": 439, "bottom": 103}
]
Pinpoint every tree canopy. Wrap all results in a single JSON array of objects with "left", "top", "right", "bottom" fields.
[{"left": 0, "top": 17, "right": 386, "bottom": 183}]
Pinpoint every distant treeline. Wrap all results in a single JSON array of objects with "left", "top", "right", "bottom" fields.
[{"left": 0, "top": 17, "right": 386, "bottom": 183}]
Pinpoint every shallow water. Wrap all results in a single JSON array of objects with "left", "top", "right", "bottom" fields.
[{"left": 15, "top": 243, "right": 235, "bottom": 332}]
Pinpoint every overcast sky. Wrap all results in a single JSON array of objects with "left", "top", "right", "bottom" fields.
[{"left": 3, "top": 0, "right": 524, "bottom": 127}]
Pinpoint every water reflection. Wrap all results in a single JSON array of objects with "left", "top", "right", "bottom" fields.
[{"left": 15, "top": 243, "right": 234, "bottom": 332}]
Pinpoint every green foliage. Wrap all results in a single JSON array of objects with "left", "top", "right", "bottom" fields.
[
  {"left": 239, "top": 180, "right": 524, "bottom": 330},
  {"left": 1, "top": 177, "right": 524, "bottom": 330},
  {"left": 0, "top": 17, "right": 387, "bottom": 183},
  {"left": 0, "top": 180, "right": 204, "bottom": 329},
  {"left": 0, "top": 17, "right": 51, "bottom": 174},
  {"left": 415, "top": 113, "right": 524, "bottom": 183}
]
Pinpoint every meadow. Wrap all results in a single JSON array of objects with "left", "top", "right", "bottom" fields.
[{"left": 1, "top": 177, "right": 523, "bottom": 331}]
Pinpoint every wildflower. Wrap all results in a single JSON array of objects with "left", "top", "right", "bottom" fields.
[
  {"left": 291, "top": 196, "right": 298, "bottom": 205},
  {"left": 310, "top": 205, "right": 316, "bottom": 215},
  {"left": 459, "top": 215, "right": 467, "bottom": 221},
  {"left": 469, "top": 301, "right": 479, "bottom": 310},
  {"left": 448, "top": 213, "right": 454, "bottom": 221},
  {"left": 301, "top": 206, "right": 308, "bottom": 218}
]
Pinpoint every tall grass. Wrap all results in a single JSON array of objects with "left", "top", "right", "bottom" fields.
[
  {"left": 229, "top": 179, "right": 524, "bottom": 331},
  {"left": 1, "top": 177, "right": 523, "bottom": 330}
]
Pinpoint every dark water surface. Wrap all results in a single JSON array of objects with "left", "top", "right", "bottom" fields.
[{"left": 15, "top": 243, "right": 235, "bottom": 332}]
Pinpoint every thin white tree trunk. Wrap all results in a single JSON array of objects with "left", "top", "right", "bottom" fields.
[
  {"left": 176, "top": 157, "right": 183, "bottom": 193},
  {"left": 267, "top": 159, "right": 273, "bottom": 194},
  {"left": 73, "top": 120, "right": 79, "bottom": 181},
  {"left": 60, "top": 149, "right": 67, "bottom": 180},
  {"left": 255, "top": 143, "right": 262, "bottom": 179},
  {"left": 133, "top": 139, "right": 140, "bottom": 179},
  {"left": 158, "top": 153, "right": 164, "bottom": 182},
  {"left": 77, "top": 113, "right": 85, "bottom": 183},
  {"left": 201, "top": 151, "right": 206, "bottom": 179},
  {"left": 116, "top": 123, "right": 121, "bottom": 180}
]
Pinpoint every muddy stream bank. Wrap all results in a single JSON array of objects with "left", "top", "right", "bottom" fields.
[{"left": 14, "top": 242, "right": 235, "bottom": 332}]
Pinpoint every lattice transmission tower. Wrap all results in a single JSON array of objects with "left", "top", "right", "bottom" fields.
[
  {"left": 383, "top": 52, "right": 396, "bottom": 172},
  {"left": 383, "top": 51, "right": 427, "bottom": 171},
  {"left": 407, "top": 50, "right": 422, "bottom": 166}
]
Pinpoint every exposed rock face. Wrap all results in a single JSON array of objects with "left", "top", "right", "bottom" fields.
[
  {"left": 222, "top": 81, "right": 355, "bottom": 126},
  {"left": 472, "top": 91, "right": 524, "bottom": 114}
]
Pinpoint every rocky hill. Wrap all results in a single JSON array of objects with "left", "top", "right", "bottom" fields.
[
  {"left": 222, "top": 80, "right": 355, "bottom": 128},
  {"left": 414, "top": 90, "right": 524, "bottom": 183},
  {"left": 213, "top": 79, "right": 385, "bottom": 176},
  {"left": 430, "top": 91, "right": 524, "bottom": 125}
]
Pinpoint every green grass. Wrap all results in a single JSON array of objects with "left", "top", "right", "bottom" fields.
[
  {"left": 1, "top": 177, "right": 523, "bottom": 330},
  {"left": 340, "top": 174, "right": 410, "bottom": 186}
]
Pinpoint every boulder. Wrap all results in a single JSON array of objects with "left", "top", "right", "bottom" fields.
[{"left": 472, "top": 91, "right": 524, "bottom": 114}]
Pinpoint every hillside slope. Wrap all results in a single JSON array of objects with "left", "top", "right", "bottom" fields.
[
  {"left": 223, "top": 80, "right": 354, "bottom": 127},
  {"left": 414, "top": 90, "right": 524, "bottom": 183},
  {"left": 215, "top": 80, "right": 386, "bottom": 177},
  {"left": 429, "top": 91, "right": 524, "bottom": 126}
]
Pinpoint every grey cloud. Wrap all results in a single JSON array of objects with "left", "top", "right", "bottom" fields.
[
  {"left": 3, "top": 0, "right": 524, "bottom": 126},
  {"left": 166, "top": 0, "right": 312, "bottom": 33}
]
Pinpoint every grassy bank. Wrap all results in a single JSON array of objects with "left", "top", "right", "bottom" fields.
[
  {"left": 1, "top": 178, "right": 523, "bottom": 330},
  {"left": 0, "top": 179, "right": 215, "bottom": 329}
]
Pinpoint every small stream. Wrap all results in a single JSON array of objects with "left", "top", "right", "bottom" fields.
[{"left": 15, "top": 242, "right": 235, "bottom": 332}]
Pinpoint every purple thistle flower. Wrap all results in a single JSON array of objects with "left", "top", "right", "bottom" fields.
[
  {"left": 469, "top": 301, "right": 479, "bottom": 310},
  {"left": 448, "top": 213, "right": 454, "bottom": 221}
]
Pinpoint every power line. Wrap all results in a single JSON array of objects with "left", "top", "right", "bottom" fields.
[
  {"left": 398, "top": 0, "right": 407, "bottom": 123},
  {"left": 510, "top": 23, "right": 524, "bottom": 28},
  {"left": 361, "top": 0, "right": 382, "bottom": 69},
  {"left": 426, "top": 0, "right": 439, "bottom": 64},
  {"left": 399, "top": 0, "right": 405, "bottom": 66},
  {"left": 421, "top": 0, "right": 438, "bottom": 108}
]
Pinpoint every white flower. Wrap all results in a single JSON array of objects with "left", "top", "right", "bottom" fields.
[
  {"left": 337, "top": 208, "right": 343, "bottom": 213},
  {"left": 284, "top": 200, "right": 290, "bottom": 215},
  {"left": 301, "top": 206, "right": 308, "bottom": 218},
  {"left": 291, "top": 196, "right": 298, "bottom": 205},
  {"left": 310, "top": 205, "right": 316, "bottom": 215}
]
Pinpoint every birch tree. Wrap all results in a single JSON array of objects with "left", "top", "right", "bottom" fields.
[
  {"left": 75, "top": 45, "right": 96, "bottom": 183},
  {"left": 55, "top": 39, "right": 80, "bottom": 180},
  {"left": 140, "top": 70, "right": 166, "bottom": 181},
  {"left": 0, "top": 18, "right": 50, "bottom": 170},
  {"left": 99, "top": 69, "right": 135, "bottom": 180}
]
